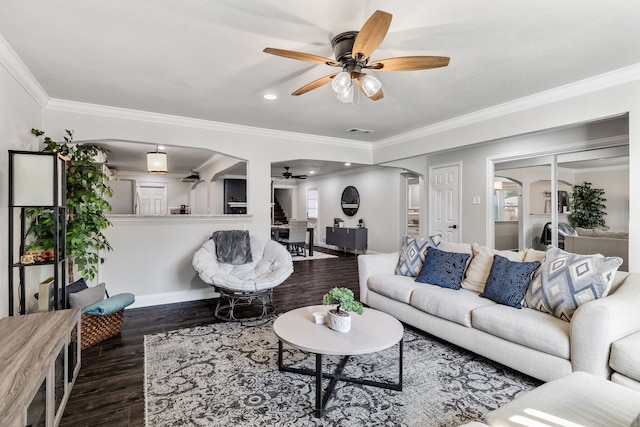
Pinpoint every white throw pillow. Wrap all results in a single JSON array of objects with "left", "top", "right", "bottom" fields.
[{"left": 461, "top": 244, "right": 525, "bottom": 293}]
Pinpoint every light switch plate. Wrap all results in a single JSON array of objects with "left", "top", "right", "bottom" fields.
[{"left": 472, "top": 196, "right": 481, "bottom": 205}]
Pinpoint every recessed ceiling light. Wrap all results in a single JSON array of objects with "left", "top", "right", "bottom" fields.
[
  {"left": 157, "top": 145, "right": 166, "bottom": 150},
  {"left": 344, "top": 162, "right": 351, "bottom": 166},
  {"left": 263, "top": 94, "right": 278, "bottom": 101},
  {"left": 309, "top": 171, "right": 315, "bottom": 174}
]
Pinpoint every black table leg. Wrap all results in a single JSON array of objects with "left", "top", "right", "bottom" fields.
[
  {"left": 315, "top": 353, "right": 322, "bottom": 417},
  {"left": 278, "top": 339, "right": 403, "bottom": 418}
]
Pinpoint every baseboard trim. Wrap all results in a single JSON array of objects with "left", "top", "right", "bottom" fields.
[{"left": 128, "top": 288, "right": 219, "bottom": 309}]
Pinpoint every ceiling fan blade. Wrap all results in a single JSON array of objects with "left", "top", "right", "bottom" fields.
[
  {"left": 263, "top": 47, "right": 340, "bottom": 67},
  {"left": 368, "top": 56, "right": 450, "bottom": 71},
  {"left": 354, "top": 77, "right": 384, "bottom": 101},
  {"left": 292, "top": 73, "right": 337, "bottom": 96},
  {"left": 352, "top": 10, "right": 392, "bottom": 61}
]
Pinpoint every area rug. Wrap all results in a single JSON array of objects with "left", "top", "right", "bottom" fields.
[
  {"left": 292, "top": 250, "right": 338, "bottom": 261},
  {"left": 144, "top": 318, "right": 540, "bottom": 426}
]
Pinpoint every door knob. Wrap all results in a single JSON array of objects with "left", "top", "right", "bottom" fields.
[{"left": 448, "top": 225, "right": 457, "bottom": 229}]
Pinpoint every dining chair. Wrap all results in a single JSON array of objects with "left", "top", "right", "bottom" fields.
[{"left": 281, "top": 220, "right": 308, "bottom": 257}]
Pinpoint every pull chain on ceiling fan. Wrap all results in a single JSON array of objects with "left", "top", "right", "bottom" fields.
[{"left": 263, "top": 10, "right": 450, "bottom": 103}]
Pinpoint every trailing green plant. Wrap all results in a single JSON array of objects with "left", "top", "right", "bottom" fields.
[
  {"left": 27, "top": 128, "right": 113, "bottom": 281},
  {"left": 322, "top": 287, "right": 364, "bottom": 315},
  {"left": 568, "top": 181, "right": 607, "bottom": 229}
]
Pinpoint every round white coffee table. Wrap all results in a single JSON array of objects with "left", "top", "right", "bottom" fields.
[{"left": 273, "top": 305, "right": 404, "bottom": 417}]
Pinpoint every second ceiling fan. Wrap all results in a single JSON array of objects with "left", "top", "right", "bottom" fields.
[{"left": 263, "top": 10, "right": 450, "bottom": 102}]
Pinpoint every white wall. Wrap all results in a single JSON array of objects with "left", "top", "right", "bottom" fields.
[
  {"left": 101, "top": 216, "right": 253, "bottom": 307},
  {"left": 421, "top": 116, "right": 630, "bottom": 249},
  {"left": 372, "top": 75, "right": 640, "bottom": 272},
  {"left": 575, "top": 167, "right": 629, "bottom": 232},
  {"left": 296, "top": 167, "right": 402, "bottom": 254},
  {"left": 0, "top": 64, "right": 45, "bottom": 318}
]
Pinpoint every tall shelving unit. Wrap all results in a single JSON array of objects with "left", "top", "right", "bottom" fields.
[{"left": 8, "top": 150, "right": 67, "bottom": 316}]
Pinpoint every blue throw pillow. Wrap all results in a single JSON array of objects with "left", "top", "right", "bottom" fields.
[
  {"left": 415, "top": 247, "right": 470, "bottom": 290},
  {"left": 481, "top": 255, "right": 540, "bottom": 308}
]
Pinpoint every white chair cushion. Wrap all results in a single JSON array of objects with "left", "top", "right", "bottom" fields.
[{"left": 192, "top": 235, "right": 293, "bottom": 292}]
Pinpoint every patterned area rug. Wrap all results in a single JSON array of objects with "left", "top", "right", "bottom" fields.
[
  {"left": 292, "top": 250, "right": 338, "bottom": 261},
  {"left": 145, "top": 317, "right": 540, "bottom": 426}
]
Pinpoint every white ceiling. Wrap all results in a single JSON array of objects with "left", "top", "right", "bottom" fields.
[{"left": 1, "top": 1, "right": 639, "bottom": 174}]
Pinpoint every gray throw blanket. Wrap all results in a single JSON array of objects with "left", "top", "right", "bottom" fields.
[{"left": 212, "top": 230, "right": 253, "bottom": 265}]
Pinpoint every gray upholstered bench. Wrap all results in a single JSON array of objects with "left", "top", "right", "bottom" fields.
[{"left": 611, "top": 331, "right": 640, "bottom": 391}]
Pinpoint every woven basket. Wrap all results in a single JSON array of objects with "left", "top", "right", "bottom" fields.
[{"left": 79, "top": 309, "right": 125, "bottom": 350}]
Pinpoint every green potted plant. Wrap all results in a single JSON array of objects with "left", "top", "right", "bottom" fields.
[
  {"left": 568, "top": 181, "right": 607, "bottom": 229},
  {"left": 322, "top": 287, "right": 364, "bottom": 332},
  {"left": 27, "top": 129, "right": 113, "bottom": 282}
]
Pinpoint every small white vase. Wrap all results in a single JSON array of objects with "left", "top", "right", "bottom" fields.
[{"left": 327, "top": 309, "right": 351, "bottom": 333}]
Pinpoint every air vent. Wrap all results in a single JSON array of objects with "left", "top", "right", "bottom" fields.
[{"left": 346, "top": 128, "right": 375, "bottom": 134}]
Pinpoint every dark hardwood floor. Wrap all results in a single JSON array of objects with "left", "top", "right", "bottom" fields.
[{"left": 60, "top": 249, "right": 359, "bottom": 427}]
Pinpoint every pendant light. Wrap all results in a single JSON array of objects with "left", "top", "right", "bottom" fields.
[{"left": 147, "top": 146, "right": 167, "bottom": 174}]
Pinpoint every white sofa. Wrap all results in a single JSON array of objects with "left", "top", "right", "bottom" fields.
[
  {"left": 358, "top": 243, "right": 640, "bottom": 383},
  {"left": 462, "top": 371, "right": 640, "bottom": 427}
]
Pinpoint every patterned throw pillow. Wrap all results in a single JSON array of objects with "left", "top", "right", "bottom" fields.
[
  {"left": 395, "top": 235, "right": 442, "bottom": 277},
  {"left": 480, "top": 255, "right": 540, "bottom": 308},
  {"left": 415, "top": 247, "right": 470, "bottom": 290},
  {"left": 524, "top": 248, "right": 622, "bottom": 321}
]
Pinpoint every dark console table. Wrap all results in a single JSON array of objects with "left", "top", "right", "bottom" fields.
[{"left": 326, "top": 227, "right": 367, "bottom": 252}]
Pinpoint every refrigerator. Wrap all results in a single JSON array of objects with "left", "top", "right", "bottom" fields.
[{"left": 107, "top": 179, "right": 136, "bottom": 214}]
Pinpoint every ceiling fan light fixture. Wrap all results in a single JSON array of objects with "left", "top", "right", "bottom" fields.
[
  {"left": 331, "top": 71, "right": 352, "bottom": 94},
  {"left": 337, "top": 84, "right": 354, "bottom": 103},
  {"left": 360, "top": 74, "right": 382, "bottom": 97}
]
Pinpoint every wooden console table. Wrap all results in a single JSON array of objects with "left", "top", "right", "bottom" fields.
[
  {"left": 0, "top": 309, "right": 81, "bottom": 427},
  {"left": 326, "top": 227, "right": 367, "bottom": 252}
]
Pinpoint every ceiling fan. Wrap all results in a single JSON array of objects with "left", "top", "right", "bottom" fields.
[
  {"left": 263, "top": 10, "right": 450, "bottom": 102},
  {"left": 282, "top": 167, "right": 307, "bottom": 179}
]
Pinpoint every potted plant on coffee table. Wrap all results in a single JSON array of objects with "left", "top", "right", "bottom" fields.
[{"left": 322, "top": 287, "right": 364, "bottom": 333}]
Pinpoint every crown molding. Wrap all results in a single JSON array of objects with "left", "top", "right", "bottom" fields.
[
  {"left": 0, "top": 33, "right": 49, "bottom": 107},
  {"left": 45, "top": 98, "right": 372, "bottom": 150},
  {"left": 375, "top": 63, "right": 640, "bottom": 149}
]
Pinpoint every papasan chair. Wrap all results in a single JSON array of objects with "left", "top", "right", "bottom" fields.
[{"left": 192, "top": 230, "right": 293, "bottom": 321}]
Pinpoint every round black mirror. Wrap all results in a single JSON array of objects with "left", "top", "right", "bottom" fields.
[{"left": 341, "top": 186, "right": 360, "bottom": 216}]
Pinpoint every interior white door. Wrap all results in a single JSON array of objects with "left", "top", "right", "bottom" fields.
[
  {"left": 430, "top": 164, "right": 460, "bottom": 242},
  {"left": 137, "top": 183, "right": 167, "bottom": 215}
]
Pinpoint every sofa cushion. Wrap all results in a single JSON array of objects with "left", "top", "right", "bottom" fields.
[
  {"left": 462, "top": 244, "right": 525, "bottom": 293},
  {"left": 415, "top": 247, "right": 470, "bottom": 290},
  {"left": 480, "top": 255, "right": 540, "bottom": 308},
  {"left": 394, "top": 235, "right": 441, "bottom": 277},
  {"left": 410, "top": 287, "right": 495, "bottom": 327},
  {"left": 523, "top": 248, "right": 546, "bottom": 263},
  {"left": 576, "top": 227, "right": 596, "bottom": 237},
  {"left": 367, "top": 274, "right": 425, "bottom": 304},
  {"left": 484, "top": 372, "right": 640, "bottom": 427},
  {"left": 594, "top": 229, "right": 629, "bottom": 239},
  {"left": 524, "top": 248, "right": 622, "bottom": 321},
  {"left": 472, "top": 304, "right": 570, "bottom": 359},
  {"left": 610, "top": 332, "right": 640, "bottom": 382}
]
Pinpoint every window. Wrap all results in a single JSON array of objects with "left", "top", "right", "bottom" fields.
[{"left": 306, "top": 188, "right": 318, "bottom": 219}]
